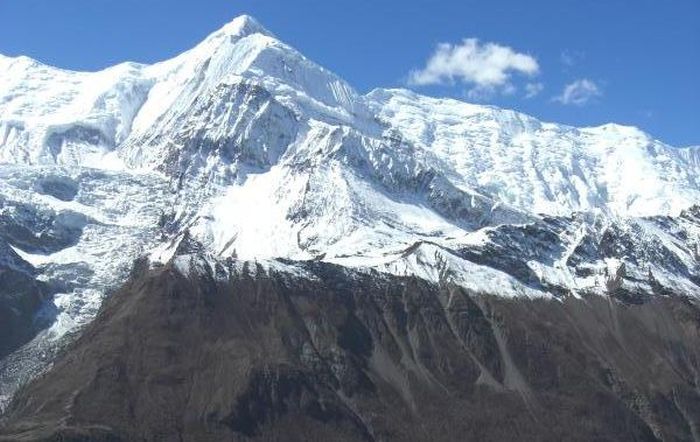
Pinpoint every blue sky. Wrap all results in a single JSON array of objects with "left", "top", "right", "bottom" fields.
[{"left": 1, "top": 0, "right": 697, "bottom": 145}]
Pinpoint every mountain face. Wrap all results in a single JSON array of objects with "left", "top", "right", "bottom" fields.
[
  {"left": 1, "top": 15, "right": 700, "bottom": 441},
  {"left": 2, "top": 253, "right": 700, "bottom": 441}
]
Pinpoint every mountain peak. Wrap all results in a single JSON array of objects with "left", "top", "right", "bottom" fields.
[{"left": 217, "top": 14, "right": 272, "bottom": 39}]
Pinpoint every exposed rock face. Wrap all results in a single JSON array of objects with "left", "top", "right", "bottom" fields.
[
  {"left": 0, "top": 239, "right": 50, "bottom": 360},
  {"left": 2, "top": 254, "right": 699, "bottom": 441}
]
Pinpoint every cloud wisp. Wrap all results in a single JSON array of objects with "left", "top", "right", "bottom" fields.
[
  {"left": 553, "top": 79, "right": 602, "bottom": 106},
  {"left": 560, "top": 50, "right": 584, "bottom": 68},
  {"left": 408, "top": 38, "right": 539, "bottom": 99},
  {"left": 524, "top": 82, "right": 544, "bottom": 99}
]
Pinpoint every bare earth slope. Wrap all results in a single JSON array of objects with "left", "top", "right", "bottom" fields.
[{"left": 2, "top": 249, "right": 700, "bottom": 441}]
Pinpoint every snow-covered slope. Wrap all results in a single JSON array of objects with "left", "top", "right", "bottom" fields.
[
  {"left": 0, "top": 53, "right": 150, "bottom": 166},
  {"left": 367, "top": 89, "right": 700, "bottom": 217},
  {"left": 1, "top": 14, "right": 700, "bottom": 408},
  {"left": 3, "top": 15, "right": 698, "bottom": 217},
  {"left": 1, "top": 12, "right": 698, "bottom": 298}
]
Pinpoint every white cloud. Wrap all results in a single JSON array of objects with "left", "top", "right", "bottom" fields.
[
  {"left": 408, "top": 38, "right": 539, "bottom": 98},
  {"left": 524, "top": 82, "right": 544, "bottom": 98},
  {"left": 553, "top": 79, "right": 602, "bottom": 106}
]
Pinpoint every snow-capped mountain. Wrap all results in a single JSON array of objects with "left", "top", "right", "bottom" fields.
[
  {"left": 3, "top": 15, "right": 699, "bottom": 216},
  {"left": 1, "top": 14, "right": 699, "bottom": 412}
]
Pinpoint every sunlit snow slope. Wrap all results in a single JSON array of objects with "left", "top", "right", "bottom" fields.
[{"left": 2, "top": 16, "right": 699, "bottom": 216}]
